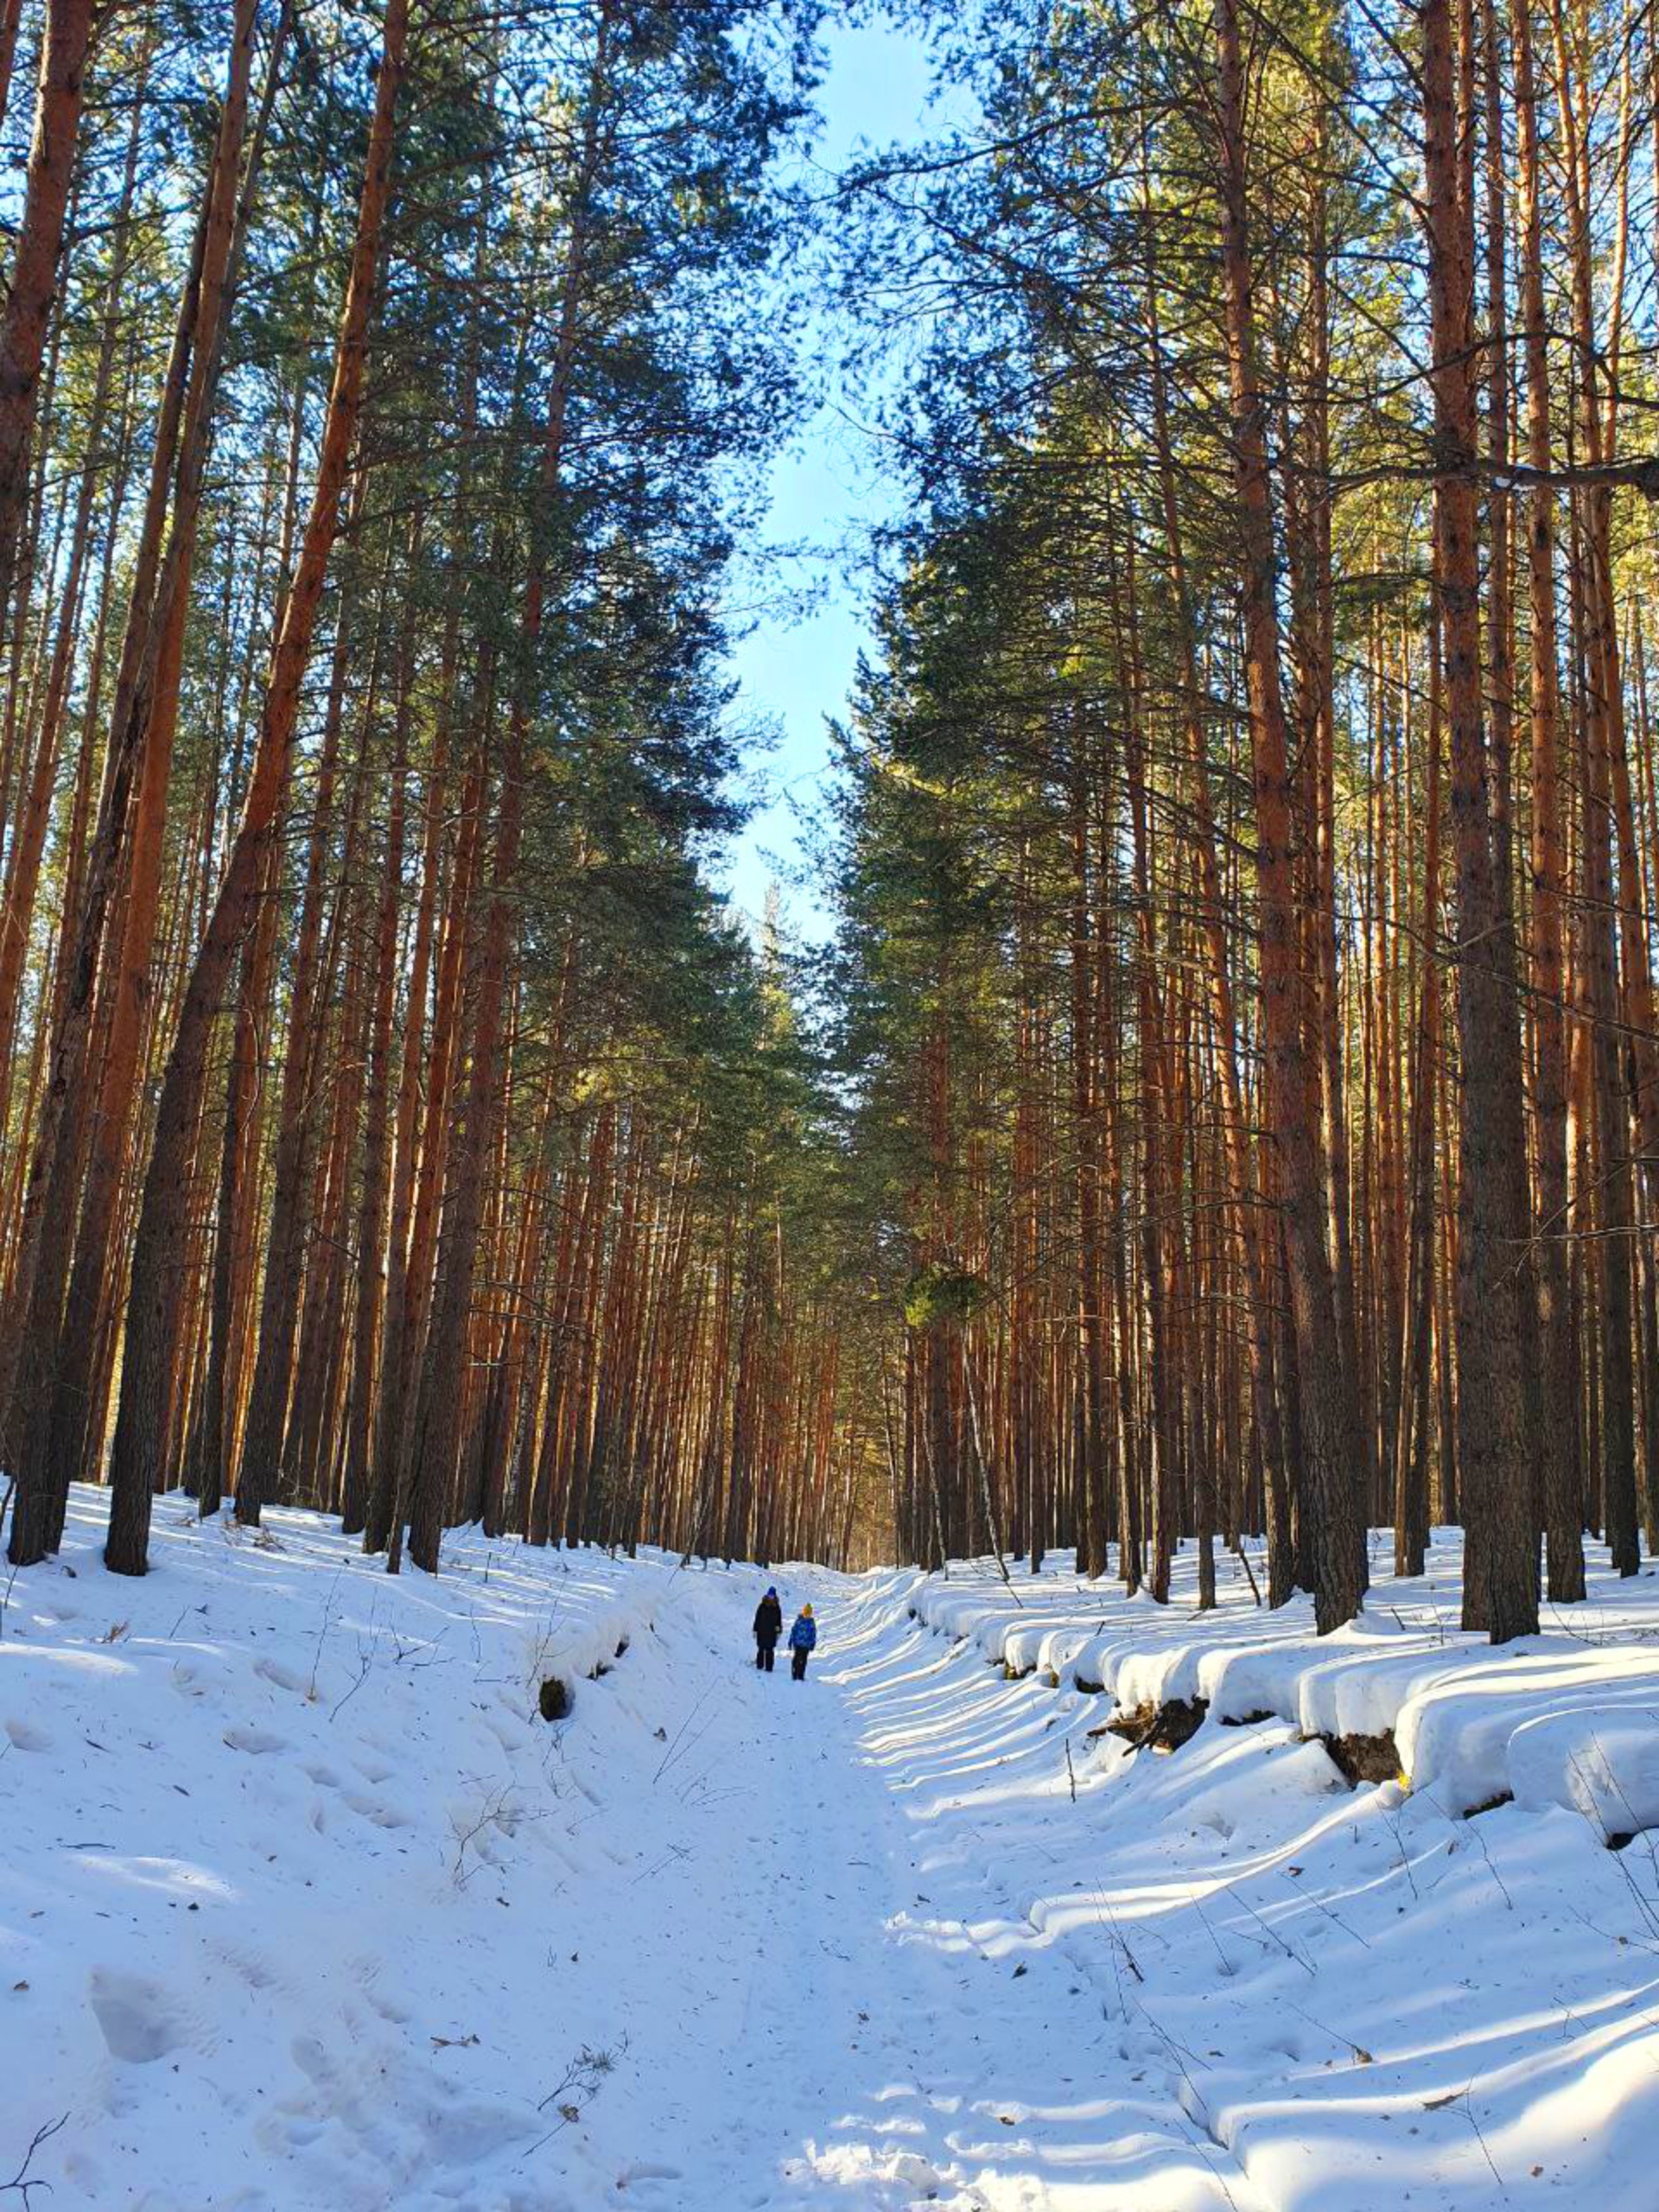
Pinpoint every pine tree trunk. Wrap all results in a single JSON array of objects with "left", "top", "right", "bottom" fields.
[
  {"left": 1512, "top": 0, "right": 1586, "bottom": 1601},
  {"left": 5, "top": 0, "right": 268, "bottom": 1562},
  {"left": 403, "top": 13, "right": 613, "bottom": 1573},
  {"left": 0, "top": 0, "right": 94, "bottom": 625},
  {"left": 0, "top": 26, "right": 146, "bottom": 1150},
  {"left": 340, "top": 563, "right": 417, "bottom": 1534},
  {"left": 234, "top": 563, "right": 359, "bottom": 1522},
  {"left": 1211, "top": 0, "right": 1363, "bottom": 1631},
  {"left": 1421, "top": 0, "right": 1539, "bottom": 1640},
  {"left": 103, "top": 0, "right": 409, "bottom": 1576}
]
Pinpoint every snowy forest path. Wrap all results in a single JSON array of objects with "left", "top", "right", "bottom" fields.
[
  {"left": 20, "top": 1504, "right": 1658, "bottom": 2211},
  {"left": 618, "top": 1566, "right": 1269, "bottom": 2212}
]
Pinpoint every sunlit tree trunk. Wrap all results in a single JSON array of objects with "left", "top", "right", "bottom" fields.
[
  {"left": 0, "top": 0, "right": 95, "bottom": 626},
  {"left": 1512, "top": 0, "right": 1586, "bottom": 1600},
  {"left": 105, "top": 0, "right": 409, "bottom": 1576},
  {"left": 1421, "top": 0, "right": 1539, "bottom": 1640},
  {"left": 1211, "top": 0, "right": 1363, "bottom": 1630}
]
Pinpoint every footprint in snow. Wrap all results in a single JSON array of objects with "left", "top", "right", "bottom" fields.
[
  {"left": 213, "top": 1942, "right": 281, "bottom": 1993},
  {"left": 222, "top": 1725, "right": 289, "bottom": 1756},
  {"left": 615, "top": 2159, "right": 686, "bottom": 2193},
  {"left": 352, "top": 1954, "right": 413, "bottom": 2024},
  {"left": 89, "top": 1969, "right": 188, "bottom": 2064},
  {"left": 340, "top": 1789, "right": 414, "bottom": 1831}
]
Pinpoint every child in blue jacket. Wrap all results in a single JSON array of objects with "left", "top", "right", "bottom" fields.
[{"left": 788, "top": 1603, "right": 817, "bottom": 1681}]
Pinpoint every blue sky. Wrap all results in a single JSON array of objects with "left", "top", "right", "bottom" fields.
[{"left": 713, "top": 13, "right": 936, "bottom": 943}]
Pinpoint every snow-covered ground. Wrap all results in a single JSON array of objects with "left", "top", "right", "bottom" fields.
[{"left": 4, "top": 1496, "right": 1659, "bottom": 2209}]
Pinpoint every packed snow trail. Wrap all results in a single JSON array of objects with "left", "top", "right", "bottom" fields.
[
  {"left": 607, "top": 1568, "right": 1266, "bottom": 2212},
  {"left": 3, "top": 1504, "right": 1260, "bottom": 2212}
]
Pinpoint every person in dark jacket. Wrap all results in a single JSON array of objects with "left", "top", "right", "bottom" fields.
[
  {"left": 788, "top": 1603, "right": 817, "bottom": 1681},
  {"left": 753, "top": 1586, "right": 783, "bottom": 1671}
]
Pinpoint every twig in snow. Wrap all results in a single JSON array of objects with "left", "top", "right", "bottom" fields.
[
  {"left": 524, "top": 2037, "right": 628, "bottom": 2158},
  {"left": 0, "top": 2113, "right": 68, "bottom": 2205},
  {"left": 1464, "top": 2088, "right": 1506, "bottom": 2193},
  {"left": 1090, "top": 1886, "right": 1144, "bottom": 2010},
  {"left": 1119, "top": 1993, "right": 1243, "bottom": 2212},
  {"left": 1187, "top": 1886, "right": 1236, "bottom": 1978},
  {"left": 653, "top": 1676, "right": 720, "bottom": 1784},
  {"left": 1230, "top": 1539, "right": 1262, "bottom": 1607},
  {"left": 1384, "top": 1810, "right": 1422, "bottom": 1901},
  {"left": 1570, "top": 1738, "right": 1659, "bottom": 1945},
  {"left": 1452, "top": 1797, "right": 1515, "bottom": 1912},
  {"left": 0, "top": 1481, "right": 16, "bottom": 1637},
  {"left": 1561, "top": 1896, "right": 1646, "bottom": 1956},
  {"left": 1427, "top": 2082, "right": 1505, "bottom": 2193},
  {"left": 631, "top": 1843, "right": 694, "bottom": 1885},
  {"left": 388, "top": 1622, "right": 450, "bottom": 1671},
  {"left": 307, "top": 1564, "right": 347, "bottom": 1702},
  {"left": 450, "top": 1782, "right": 524, "bottom": 1885},
  {"left": 1230, "top": 1887, "right": 1314, "bottom": 1976},
  {"left": 1278, "top": 1871, "right": 1373, "bottom": 1952},
  {"left": 1285, "top": 2000, "right": 1374, "bottom": 2066},
  {"left": 328, "top": 1619, "right": 383, "bottom": 1724}
]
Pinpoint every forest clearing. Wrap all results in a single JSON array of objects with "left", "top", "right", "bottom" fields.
[{"left": 6, "top": 0, "right": 1659, "bottom": 2199}]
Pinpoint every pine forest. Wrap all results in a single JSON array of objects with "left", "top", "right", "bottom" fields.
[
  {"left": 2, "top": 0, "right": 1656, "bottom": 1638},
  {"left": 8, "top": 2, "right": 1659, "bottom": 2197}
]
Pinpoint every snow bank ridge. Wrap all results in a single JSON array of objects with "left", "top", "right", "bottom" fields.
[
  {"left": 905, "top": 1541, "right": 1659, "bottom": 1841},
  {"left": 521, "top": 1575, "right": 658, "bottom": 1719}
]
